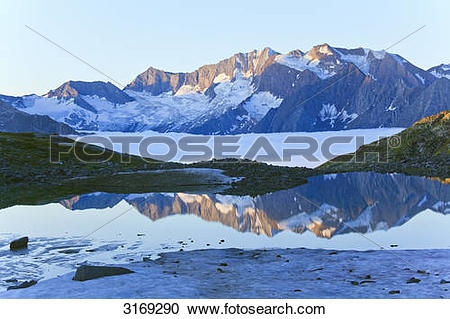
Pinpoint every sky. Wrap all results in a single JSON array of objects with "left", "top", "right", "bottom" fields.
[{"left": 0, "top": 0, "right": 448, "bottom": 96}]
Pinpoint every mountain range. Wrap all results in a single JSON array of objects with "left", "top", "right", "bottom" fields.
[{"left": 1, "top": 44, "right": 449, "bottom": 134}]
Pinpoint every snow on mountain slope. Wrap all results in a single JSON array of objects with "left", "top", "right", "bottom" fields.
[
  {"left": 14, "top": 95, "right": 99, "bottom": 130},
  {"left": 429, "top": 63, "right": 450, "bottom": 80},
  {"left": 274, "top": 54, "right": 336, "bottom": 79},
  {"left": 3, "top": 66, "right": 282, "bottom": 132},
  {"left": 335, "top": 48, "right": 385, "bottom": 75},
  {"left": 242, "top": 91, "right": 283, "bottom": 121}
]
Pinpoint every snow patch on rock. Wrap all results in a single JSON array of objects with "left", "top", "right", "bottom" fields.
[
  {"left": 274, "top": 55, "right": 336, "bottom": 79},
  {"left": 242, "top": 91, "right": 283, "bottom": 121}
]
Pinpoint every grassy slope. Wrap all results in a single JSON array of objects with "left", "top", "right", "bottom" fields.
[
  {"left": 0, "top": 133, "right": 312, "bottom": 208},
  {"left": 319, "top": 111, "right": 450, "bottom": 178}
]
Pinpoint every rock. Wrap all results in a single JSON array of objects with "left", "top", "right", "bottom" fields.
[
  {"left": 10, "top": 237, "right": 28, "bottom": 251},
  {"left": 417, "top": 270, "right": 429, "bottom": 275},
  {"left": 294, "top": 289, "right": 302, "bottom": 292},
  {"left": 328, "top": 251, "right": 338, "bottom": 255},
  {"left": 58, "top": 249, "right": 80, "bottom": 254},
  {"left": 360, "top": 280, "right": 376, "bottom": 284},
  {"left": 365, "top": 275, "right": 371, "bottom": 279},
  {"left": 72, "top": 265, "right": 134, "bottom": 282},
  {"left": 5, "top": 279, "right": 18, "bottom": 283},
  {"left": 440, "top": 279, "right": 450, "bottom": 284},
  {"left": 219, "top": 263, "right": 228, "bottom": 267},
  {"left": 389, "top": 290, "right": 400, "bottom": 294},
  {"left": 406, "top": 277, "right": 421, "bottom": 284},
  {"left": 7, "top": 280, "right": 37, "bottom": 290},
  {"left": 310, "top": 268, "right": 324, "bottom": 272},
  {"left": 390, "top": 244, "right": 398, "bottom": 247},
  {"left": 350, "top": 281, "right": 359, "bottom": 286},
  {"left": 142, "top": 257, "right": 151, "bottom": 262},
  {"left": 217, "top": 268, "right": 224, "bottom": 273}
]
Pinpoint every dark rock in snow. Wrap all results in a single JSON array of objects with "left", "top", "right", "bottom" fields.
[
  {"left": 72, "top": 265, "right": 134, "bottom": 282},
  {"left": 5, "top": 279, "right": 18, "bottom": 283},
  {"left": 389, "top": 290, "right": 400, "bottom": 294},
  {"left": 10, "top": 237, "right": 28, "bottom": 251},
  {"left": 58, "top": 249, "right": 80, "bottom": 254},
  {"left": 7, "top": 280, "right": 37, "bottom": 290},
  {"left": 406, "top": 277, "right": 421, "bottom": 284}
]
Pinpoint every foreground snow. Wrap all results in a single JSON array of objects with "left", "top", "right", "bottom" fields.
[{"left": 2, "top": 248, "right": 449, "bottom": 298}]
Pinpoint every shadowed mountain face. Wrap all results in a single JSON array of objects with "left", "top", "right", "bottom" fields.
[
  {"left": 0, "top": 100, "right": 76, "bottom": 134},
  {"left": 60, "top": 173, "right": 450, "bottom": 238},
  {"left": 1, "top": 44, "right": 448, "bottom": 133}
]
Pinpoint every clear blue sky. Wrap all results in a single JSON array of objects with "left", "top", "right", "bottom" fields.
[{"left": 1, "top": 0, "right": 448, "bottom": 96}]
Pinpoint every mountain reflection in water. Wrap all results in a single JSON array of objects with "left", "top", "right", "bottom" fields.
[{"left": 60, "top": 172, "right": 450, "bottom": 238}]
